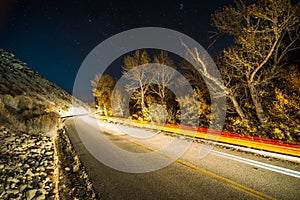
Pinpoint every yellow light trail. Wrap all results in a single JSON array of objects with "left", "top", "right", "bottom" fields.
[{"left": 97, "top": 116, "right": 300, "bottom": 157}]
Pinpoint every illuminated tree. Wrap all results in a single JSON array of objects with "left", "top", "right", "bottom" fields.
[
  {"left": 211, "top": 0, "right": 299, "bottom": 125},
  {"left": 269, "top": 67, "right": 300, "bottom": 140},
  {"left": 111, "top": 86, "right": 127, "bottom": 118},
  {"left": 180, "top": 60, "right": 213, "bottom": 125},
  {"left": 122, "top": 50, "right": 152, "bottom": 120},
  {"left": 90, "top": 74, "right": 115, "bottom": 116},
  {"left": 152, "top": 51, "right": 177, "bottom": 106}
]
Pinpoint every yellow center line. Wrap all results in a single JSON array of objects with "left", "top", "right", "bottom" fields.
[{"left": 105, "top": 130, "right": 276, "bottom": 200}]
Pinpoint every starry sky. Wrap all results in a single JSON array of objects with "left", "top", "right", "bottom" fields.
[{"left": 0, "top": 0, "right": 232, "bottom": 95}]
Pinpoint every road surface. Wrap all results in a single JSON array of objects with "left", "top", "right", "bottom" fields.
[{"left": 64, "top": 116, "right": 300, "bottom": 200}]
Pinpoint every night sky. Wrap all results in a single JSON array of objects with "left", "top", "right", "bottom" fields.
[{"left": 0, "top": 0, "right": 232, "bottom": 95}]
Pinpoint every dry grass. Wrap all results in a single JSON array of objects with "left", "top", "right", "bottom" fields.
[
  {"left": 15, "top": 95, "right": 33, "bottom": 110},
  {"left": 0, "top": 94, "right": 17, "bottom": 109},
  {"left": 26, "top": 112, "right": 59, "bottom": 134},
  {"left": 0, "top": 94, "right": 61, "bottom": 135}
]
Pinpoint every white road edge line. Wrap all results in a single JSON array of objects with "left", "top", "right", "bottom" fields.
[
  {"left": 211, "top": 150, "right": 300, "bottom": 179},
  {"left": 210, "top": 142, "right": 300, "bottom": 164}
]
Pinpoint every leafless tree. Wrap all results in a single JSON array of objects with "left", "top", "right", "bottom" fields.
[
  {"left": 151, "top": 51, "right": 177, "bottom": 106},
  {"left": 122, "top": 50, "right": 152, "bottom": 120},
  {"left": 211, "top": 0, "right": 299, "bottom": 125}
]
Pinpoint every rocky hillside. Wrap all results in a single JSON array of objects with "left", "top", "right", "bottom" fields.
[
  {"left": 0, "top": 48, "right": 73, "bottom": 137},
  {"left": 0, "top": 49, "right": 72, "bottom": 113},
  {"left": 0, "top": 49, "right": 97, "bottom": 199}
]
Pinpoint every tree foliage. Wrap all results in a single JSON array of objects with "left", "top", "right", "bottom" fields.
[{"left": 91, "top": 74, "right": 115, "bottom": 116}]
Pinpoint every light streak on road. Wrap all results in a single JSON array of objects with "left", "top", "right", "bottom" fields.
[{"left": 211, "top": 150, "right": 300, "bottom": 179}]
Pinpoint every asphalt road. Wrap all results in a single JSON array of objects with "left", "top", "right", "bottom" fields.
[{"left": 64, "top": 116, "right": 300, "bottom": 200}]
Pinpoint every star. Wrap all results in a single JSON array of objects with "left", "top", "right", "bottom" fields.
[
  {"left": 179, "top": 3, "right": 184, "bottom": 11},
  {"left": 74, "top": 39, "right": 80, "bottom": 45}
]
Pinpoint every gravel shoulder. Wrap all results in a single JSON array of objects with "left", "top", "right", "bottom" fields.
[
  {"left": 0, "top": 125, "right": 99, "bottom": 200},
  {"left": 56, "top": 128, "right": 98, "bottom": 200}
]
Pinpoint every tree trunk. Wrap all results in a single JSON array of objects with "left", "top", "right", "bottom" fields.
[
  {"left": 228, "top": 95, "right": 247, "bottom": 121},
  {"left": 248, "top": 84, "right": 268, "bottom": 125},
  {"left": 140, "top": 89, "right": 147, "bottom": 120},
  {"left": 103, "top": 105, "right": 107, "bottom": 116}
]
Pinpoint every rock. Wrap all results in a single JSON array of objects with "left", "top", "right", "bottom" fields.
[
  {"left": 6, "top": 189, "right": 19, "bottom": 194},
  {"left": 7, "top": 176, "right": 20, "bottom": 183},
  {"left": 39, "top": 166, "right": 45, "bottom": 172},
  {"left": 34, "top": 162, "right": 39, "bottom": 167},
  {"left": 10, "top": 182, "right": 16, "bottom": 189},
  {"left": 39, "top": 172, "right": 47, "bottom": 177},
  {"left": 34, "top": 194, "right": 46, "bottom": 200},
  {"left": 64, "top": 167, "right": 70, "bottom": 172},
  {"left": 5, "top": 136, "right": 15, "bottom": 142},
  {"left": 38, "top": 188, "right": 47, "bottom": 195},
  {"left": 24, "top": 164, "right": 30, "bottom": 168},
  {"left": 19, "top": 154, "right": 27, "bottom": 160},
  {"left": 13, "top": 63, "right": 23, "bottom": 70},
  {"left": 0, "top": 164, "right": 4, "bottom": 169},
  {"left": 45, "top": 151, "right": 53, "bottom": 156},
  {"left": 19, "top": 184, "right": 27, "bottom": 192},
  {"left": 31, "top": 149, "right": 41, "bottom": 154},
  {"left": 4, "top": 136, "right": 16, "bottom": 142},
  {"left": 27, "top": 143, "right": 35, "bottom": 148},
  {"left": 44, "top": 177, "right": 50, "bottom": 183},
  {"left": 44, "top": 186, "right": 50, "bottom": 190},
  {"left": 25, "top": 169, "right": 34, "bottom": 177},
  {"left": 73, "top": 165, "right": 79, "bottom": 172},
  {"left": 26, "top": 189, "right": 37, "bottom": 200},
  {"left": 26, "top": 139, "right": 36, "bottom": 144}
]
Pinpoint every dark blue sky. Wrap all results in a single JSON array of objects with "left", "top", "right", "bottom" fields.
[{"left": 0, "top": 0, "right": 232, "bottom": 94}]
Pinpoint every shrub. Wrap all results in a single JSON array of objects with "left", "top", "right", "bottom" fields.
[
  {"left": 20, "top": 103, "right": 48, "bottom": 120},
  {"left": 0, "top": 84, "right": 9, "bottom": 94},
  {"left": 9, "top": 115, "right": 26, "bottom": 131},
  {"left": 224, "top": 117, "right": 263, "bottom": 137},
  {"left": 26, "top": 112, "right": 59, "bottom": 134},
  {"left": 266, "top": 123, "right": 295, "bottom": 142},
  {"left": 0, "top": 100, "right": 8, "bottom": 123},
  {"left": 176, "top": 94, "right": 211, "bottom": 127},
  {"left": 0, "top": 94, "right": 17, "bottom": 109},
  {"left": 0, "top": 99, "right": 5, "bottom": 110},
  {"left": 15, "top": 95, "right": 33, "bottom": 110},
  {"left": 272, "top": 128, "right": 285, "bottom": 140},
  {"left": 148, "top": 104, "right": 167, "bottom": 123},
  {"left": 0, "top": 98, "right": 26, "bottom": 131}
]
